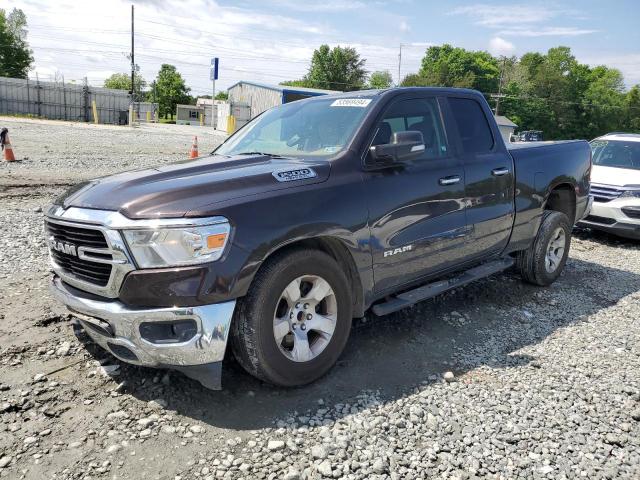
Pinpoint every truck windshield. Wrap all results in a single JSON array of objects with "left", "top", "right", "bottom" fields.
[
  {"left": 591, "top": 139, "right": 640, "bottom": 170},
  {"left": 215, "top": 97, "right": 373, "bottom": 159}
]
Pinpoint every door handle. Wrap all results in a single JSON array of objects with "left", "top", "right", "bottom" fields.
[
  {"left": 492, "top": 167, "right": 510, "bottom": 176},
  {"left": 439, "top": 175, "right": 461, "bottom": 186}
]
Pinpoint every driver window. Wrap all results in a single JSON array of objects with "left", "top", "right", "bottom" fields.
[{"left": 371, "top": 98, "right": 447, "bottom": 159}]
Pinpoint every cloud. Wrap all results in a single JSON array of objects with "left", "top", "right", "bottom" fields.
[
  {"left": 399, "top": 20, "right": 411, "bottom": 32},
  {"left": 488, "top": 37, "right": 515, "bottom": 56},
  {"left": 450, "top": 3, "right": 596, "bottom": 37},
  {"left": 264, "top": 0, "right": 365, "bottom": 12},
  {"left": 497, "top": 27, "right": 598, "bottom": 37},
  {"left": 450, "top": 4, "right": 556, "bottom": 27}
]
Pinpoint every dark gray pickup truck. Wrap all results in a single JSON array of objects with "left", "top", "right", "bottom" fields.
[{"left": 46, "top": 87, "right": 592, "bottom": 389}]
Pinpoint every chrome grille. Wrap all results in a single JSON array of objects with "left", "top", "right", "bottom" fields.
[
  {"left": 45, "top": 220, "right": 113, "bottom": 287},
  {"left": 590, "top": 184, "right": 623, "bottom": 203}
]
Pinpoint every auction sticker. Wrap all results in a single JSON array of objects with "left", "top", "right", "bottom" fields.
[{"left": 330, "top": 99, "right": 372, "bottom": 107}]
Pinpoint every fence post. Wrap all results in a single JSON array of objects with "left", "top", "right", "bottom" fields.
[
  {"left": 26, "top": 77, "right": 30, "bottom": 116},
  {"left": 62, "top": 76, "right": 67, "bottom": 120},
  {"left": 83, "top": 77, "right": 89, "bottom": 122},
  {"left": 35, "top": 73, "right": 41, "bottom": 117}
]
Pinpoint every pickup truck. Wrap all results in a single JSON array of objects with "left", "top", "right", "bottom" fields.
[{"left": 46, "top": 87, "right": 592, "bottom": 390}]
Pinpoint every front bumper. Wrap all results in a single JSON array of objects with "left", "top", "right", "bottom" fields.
[
  {"left": 578, "top": 197, "right": 640, "bottom": 240},
  {"left": 50, "top": 276, "right": 236, "bottom": 389}
]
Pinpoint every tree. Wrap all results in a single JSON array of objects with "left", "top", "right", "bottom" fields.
[
  {"left": 368, "top": 70, "right": 393, "bottom": 89},
  {"left": 154, "top": 64, "right": 191, "bottom": 118},
  {"left": 0, "top": 8, "right": 33, "bottom": 78},
  {"left": 215, "top": 91, "right": 228, "bottom": 101},
  {"left": 400, "top": 73, "right": 432, "bottom": 87},
  {"left": 625, "top": 85, "right": 640, "bottom": 132},
  {"left": 104, "top": 72, "right": 146, "bottom": 93},
  {"left": 303, "top": 45, "right": 367, "bottom": 91},
  {"left": 418, "top": 44, "right": 500, "bottom": 93}
]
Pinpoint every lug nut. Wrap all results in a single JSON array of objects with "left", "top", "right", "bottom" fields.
[
  {"left": 300, "top": 324, "right": 306, "bottom": 331},
  {"left": 303, "top": 303, "right": 309, "bottom": 310},
  {"left": 295, "top": 303, "right": 300, "bottom": 309},
  {"left": 306, "top": 313, "right": 312, "bottom": 320},
  {"left": 292, "top": 323, "right": 297, "bottom": 329},
  {"left": 289, "top": 312, "right": 294, "bottom": 319}
]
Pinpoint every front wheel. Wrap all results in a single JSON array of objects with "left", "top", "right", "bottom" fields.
[
  {"left": 517, "top": 210, "right": 572, "bottom": 286},
  {"left": 230, "top": 249, "right": 352, "bottom": 386}
]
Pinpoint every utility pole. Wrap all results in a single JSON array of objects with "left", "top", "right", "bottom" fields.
[
  {"left": 397, "top": 44, "right": 403, "bottom": 86},
  {"left": 494, "top": 56, "right": 506, "bottom": 116},
  {"left": 130, "top": 4, "right": 135, "bottom": 123}
]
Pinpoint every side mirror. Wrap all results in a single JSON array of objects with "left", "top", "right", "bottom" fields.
[{"left": 369, "top": 130, "right": 425, "bottom": 166}]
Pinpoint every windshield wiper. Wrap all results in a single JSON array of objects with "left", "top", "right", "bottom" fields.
[{"left": 235, "top": 151, "right": 284, "bottom": 158}]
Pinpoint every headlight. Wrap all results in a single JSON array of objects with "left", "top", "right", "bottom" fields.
[{"left": 122, "top": 222, "right": 231, "bottom": 268}]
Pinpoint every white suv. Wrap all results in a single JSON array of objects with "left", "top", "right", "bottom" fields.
[{"left": 579, "top": 133, "right": 640, "bottom": 239}]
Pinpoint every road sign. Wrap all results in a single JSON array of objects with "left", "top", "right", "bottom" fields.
[{"left": 210, "top": 57, "right": 219, "bottom": 81}]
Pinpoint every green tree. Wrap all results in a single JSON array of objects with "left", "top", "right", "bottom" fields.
[
  {"left": 280, "top": 79, "right": 311, "bottom": 88},
  {"left": 0, "top": 8, "right": 33, "bottom": 78},
  {"left": 303, "top": 45, "right": 367, "bottom": 91},
  {"left": 625, "top": 85, "right": 640, "bottom": 132},
  {"left": 154, "top": 64, "right": 191, "bottom": 118},
  {"left": 400, "top": 73, "right": 431, "bottom": 87},
  {"left": 215, "top": 91, "right": 228, "bottom": 101},
  {"left": 368, "top": 70, "right": 393, "bottom": 89},
  {"left": 418, "top": 44, "right": 500, "bottom": 93},
  {"left": 104, "top": 72, "right": 146, "bottom": 94}
]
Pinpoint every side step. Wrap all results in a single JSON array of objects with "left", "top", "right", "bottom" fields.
[{"left": 371, "top": 257, "right": 515, "bottom": 316}]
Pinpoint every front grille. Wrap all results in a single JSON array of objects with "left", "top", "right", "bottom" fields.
[
  {"left": 45, "top": 220, "right": 113, "bottom": 287},
  {"left": 45, "top": 221, "right": 108, "bottom": 248},
  {"left": 590, "top": 184, "right": 623, "bottom": 203}
]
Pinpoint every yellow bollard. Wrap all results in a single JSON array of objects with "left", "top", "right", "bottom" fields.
[
  {"left": 91, "top": 100, "right": 99, "bottom": 124},
  {"left": 200, "top": 113, "right": 204, "bottom": 126},
  {"left": 146, "top": 111, "right": 151, "bottom": 123},
  {"left": 227, "top": 115, "right": 236, "bottom": 134}
]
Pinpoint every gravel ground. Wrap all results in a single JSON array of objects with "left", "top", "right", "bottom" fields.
[{"left": 0, "top": 117, "right": 639, "bottom": 479}]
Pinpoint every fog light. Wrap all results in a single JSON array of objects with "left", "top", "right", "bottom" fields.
[{"left": 139, "top": 320, "right": 198, "bottom": 344}]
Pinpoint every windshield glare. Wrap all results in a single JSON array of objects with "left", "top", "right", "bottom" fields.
[
  {"left": 215, "top": 97, "right": 373, "bottom": 159},
  {"left": 591, "top": 139, "right": 640, "bottom": 170}
]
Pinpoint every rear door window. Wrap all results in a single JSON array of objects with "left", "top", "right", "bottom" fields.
[{"left": 449, "top": 98, "right": 494, "bottom": 153}]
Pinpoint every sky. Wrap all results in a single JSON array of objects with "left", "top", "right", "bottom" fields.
[{"left": 1, "top": 0, "right": 639, "bottom": 95}]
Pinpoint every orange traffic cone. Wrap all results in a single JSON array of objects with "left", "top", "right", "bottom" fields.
[
  {"left": 1, "top": 128, "right": 16, "bottom": 162},
  {"left": 189, "top": 136, "right": 199, "bottom": 159}
]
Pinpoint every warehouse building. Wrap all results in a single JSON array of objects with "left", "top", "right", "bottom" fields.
[{"left": 227, "top": 81, "right": 339, "bottom": 120}]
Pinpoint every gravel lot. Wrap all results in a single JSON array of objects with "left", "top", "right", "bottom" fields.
[{"left": 0, "top": 117, "right": 639, "bottom": 480}]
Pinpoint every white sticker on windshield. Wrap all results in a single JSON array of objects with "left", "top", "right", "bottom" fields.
[{"left": 330, "top": 99, "right": 371, "bottom": 108}]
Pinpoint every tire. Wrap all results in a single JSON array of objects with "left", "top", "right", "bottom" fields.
[
  {"left": 230, "top": 248, "right": 352, "bottom": 386},
  {"left": 517, "top": 210, "right": 572, "bottom": 286}
]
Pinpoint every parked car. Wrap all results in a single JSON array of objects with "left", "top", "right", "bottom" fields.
[
  {"left": 578, "top": 133, "right": 640, "bottom": 239},
  {"left": 45, "top": 88, "right": 592, "bottom": 390},
  {"left": 514, "top": 130, "right": 544, "bottom": 142}
]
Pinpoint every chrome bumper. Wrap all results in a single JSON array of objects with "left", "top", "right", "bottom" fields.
[{"left": 50, "top": 276, "right": 236, "bottom": 368}]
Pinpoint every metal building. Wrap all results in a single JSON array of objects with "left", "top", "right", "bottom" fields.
[{"left": 227, "top": 81, "right": 339, "bottom": 119}]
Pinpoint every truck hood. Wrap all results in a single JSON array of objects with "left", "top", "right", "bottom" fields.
[
  {"left": 59, "top": 154, "right": 330, "bottom": 219},
  {"left": 591, "top": 165, "right": 640, "bottom": 187}
]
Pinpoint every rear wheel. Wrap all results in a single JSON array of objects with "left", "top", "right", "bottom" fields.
[
  {"left": 231, "top": 249, "right": 352, "bottom": 386},
  {"left": 518, "top": 210, "right": 571, "bottom": 286}
]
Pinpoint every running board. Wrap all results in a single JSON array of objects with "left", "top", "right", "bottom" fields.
[{"left": 371, "top": 257, "right": 515, "bottom": 316}]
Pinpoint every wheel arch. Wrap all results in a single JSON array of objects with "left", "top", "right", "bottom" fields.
[
  {"left": 544, "top": 182, "right": 577, "bottom": 224},
  {"left": 255, "top": 237, "right": 366, "bottom": 318}
]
